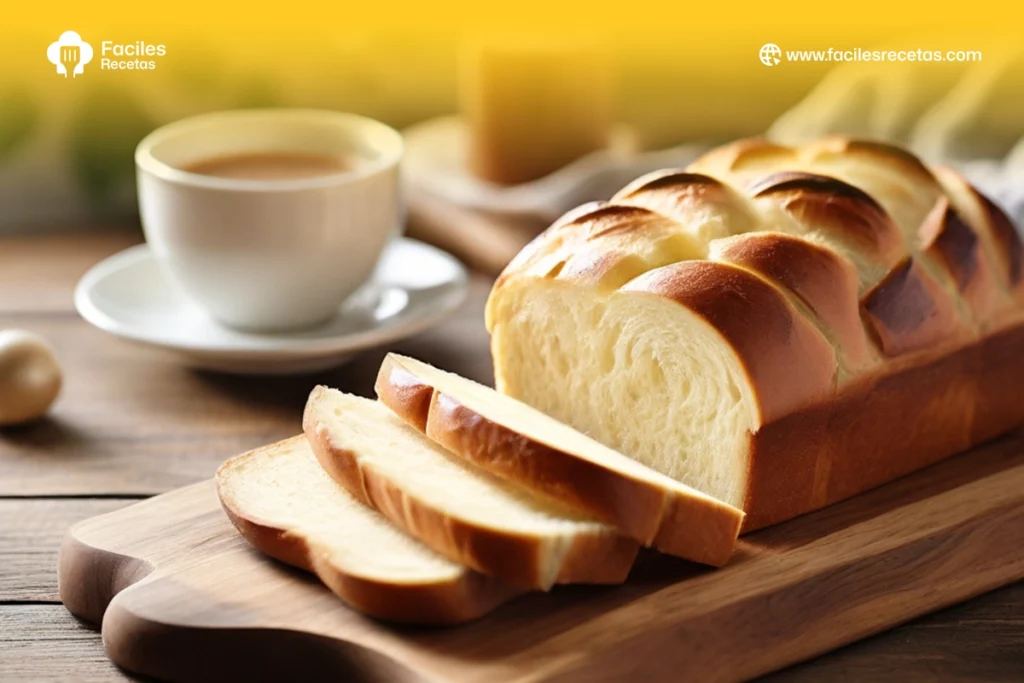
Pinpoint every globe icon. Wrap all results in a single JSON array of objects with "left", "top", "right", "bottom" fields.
[{"left": 759, "top": 43, "right": 782, "bottom": 67}]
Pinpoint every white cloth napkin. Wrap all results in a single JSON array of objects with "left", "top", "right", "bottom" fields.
[{"left": 960, "top": 160, "right": 1024, "bottom": 234}]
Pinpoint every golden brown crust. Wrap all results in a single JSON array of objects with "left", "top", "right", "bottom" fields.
[
  {"left": 972, "top": 323, "right": 1024, "bottom": 444},
  {"left": 426, "top": 393, "right": 666, "bottom": 544},
  {"left": 739, "top": 337, "right": 990, "bottom": 532},
  {"left": 376, "top": 354, "right": 743, "bottom": 567},
  {"left": 219, "top": 494, "right": 316, "bottom": 573},
  {"left": 818, "top": 345, "right": 978, "bottom": 507},
  {"left": 918, "top": 199, "right": 980, "bottom": 291},
  {"left": 373, "top": 364, "right": 433, "bottom": 433},
  {"left": 861, "top": 257, "right": 962, "bottom": 356},
  {"left": 809, "top": 137, "right": 939, "bottom": 187},
  {"left": 616, "top": 169, "right": 730, "bottom": 198},
  {"left": 354, "top": 453, "right": 638, "bottom": 589},
  {"left": 613, "top": 170, "right": 758, "bottom": 235},
  {"left": 748, "top": 171, "right": 904, "bottom": 267},
  {"left": 494, "top": 202, "right": 704, "bottom": 293},
  {"left": 374, "top": 358, "right": 437, "bottom": 433},
  {"left": 740, "top": 402, "right": 832, "bottom": 531},
  {"left": 555, "top": 249, "right": 649, "bottom": 289},
  {"left": 710, "top": 232, "right": 875, "bottom": 371},
  {"left": 303, "top": 389, "right": 638, "bottom": 589},
  {"left": 215, "top": 439, "right": 517, "bottom": 625},
  {"left": 228, "top": 505, "right": 516, "bottom": 625},
  {"left": 687, "top": 138, "right": 795, "bottom": 177},
  {"left": 978, "top": 192, "right": 1024, "bottom": 287},
  {"left": 931, "top": 165, "right": 1023, "bottom": 319},
  {"left": 552, "top": 207, "right": 704, "bottom": 290},
  {"left": 491, "top": 201, "right": 607, "bottom": 290},
  {"left": 918, "top": 198, "right": 1000, "bottom": 324},
  {"left": 622, "top": 260, "right": 837, "bottom": 422}
]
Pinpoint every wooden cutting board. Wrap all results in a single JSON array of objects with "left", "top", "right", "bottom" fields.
[
  {"left": 59, "top": 432, "right": 1024, "bottom": 683},
  {"left": 406, "top": 186, "right": 546, "bottom": 276}
]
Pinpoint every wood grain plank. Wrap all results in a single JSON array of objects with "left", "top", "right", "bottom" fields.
[
  {"left": 0, "top": 605, "right": 134, "bottom": 681},
  {"left": 0, "top": 278, "right": 494, "bottom": 496},
  {"left": 0, "top": 230, "right": 141, "bottom": 314},
  {"left": 56, "top": 434, "right": 1024, "bottom": 682},
  {"left": 766, "top": 581, "right": 1024, "bottom": 682},
  {"left": 0, "top": 588, "right": 1020, "bottom": 683},
  {"left": 0, "top": 499, "right": 133, "bottom": 601}
]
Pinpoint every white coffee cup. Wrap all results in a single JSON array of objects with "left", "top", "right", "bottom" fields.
[{"left": 136, "top": 109, "right": 403, "bottom": 332}]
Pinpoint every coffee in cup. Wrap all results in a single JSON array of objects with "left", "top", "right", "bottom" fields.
[
  {"left": 181, "top": 151, "right": 354, "bottom": 181},
  {"left": 135, "top": 109, "right": 404, "bottom": 332}
]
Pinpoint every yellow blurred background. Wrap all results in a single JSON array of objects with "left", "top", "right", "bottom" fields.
[{"left": 1, "top": 0, "right": 1022, "bottom": 229}]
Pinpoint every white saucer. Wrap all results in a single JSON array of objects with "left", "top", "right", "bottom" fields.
[{"left": 75, "top": 238, "right": 469, "bottom": 375}]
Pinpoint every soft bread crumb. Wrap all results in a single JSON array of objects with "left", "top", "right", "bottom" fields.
[
  {"left": 218, "top": 437, "right": 463, "bottom": 582},
  {"left": 306, "top": 391, "right": 629, "bottom": 589},
  {"left": 491, "top": 281, "right": 755, "bottom": 509}
]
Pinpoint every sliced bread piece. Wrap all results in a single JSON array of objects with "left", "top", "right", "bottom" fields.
[
  {"left": 216, "top": 435, "right": 516, "bottom": 624},
  {"left": 303, "top": 389, "right": 639, "bottom": 590},
  {"left": 375, "top": 353, "right": 744, "bottom": 566}
]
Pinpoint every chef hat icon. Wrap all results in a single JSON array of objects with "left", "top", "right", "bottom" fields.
[{"left": 47, "top": 31, "right": 94, "bottom": 77}]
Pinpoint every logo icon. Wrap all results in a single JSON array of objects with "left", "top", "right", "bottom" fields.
[
  {"left": 759, "top": 43, "right": 782, "bottom": 67},
  {"left": 47, "top": 31, "right": 94, "bottom": 78}
]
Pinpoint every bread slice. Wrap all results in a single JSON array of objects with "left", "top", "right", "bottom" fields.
[
  {"left": 303, "top": 389, "right": 638, "bottom": 590},
  {"left": 375, "top": 353, "right": 744, "bottom": 566},
  {"left": 216, "top": 435, "right": 516, "bottom": 624}
]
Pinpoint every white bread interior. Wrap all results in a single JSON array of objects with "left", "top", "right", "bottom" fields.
[
  {"left": 375, "top": 352, "right": 743, "bottom": 565},
  {"left": 303, "top": 389, "right": 636, "bottom": 589},
  {"left": 489, "top": 281, "right": 755, "bottom": 510},
  {"left": 216, "top": 436, "right": 514, "bottom": 623},
  {"left": 218, "top": 436, "right": 462, "bottom": 582}
]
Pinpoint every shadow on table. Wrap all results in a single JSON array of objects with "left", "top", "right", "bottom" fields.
[
  {"left": 189, "top": 334, "right": 494, "bottom": 411},
  {"left": 0, "top": 415, "right": 89, "bottom": 451}
]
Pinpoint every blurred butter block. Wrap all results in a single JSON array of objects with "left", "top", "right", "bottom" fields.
[{"left": 461, "top": 39, "right": 613, "bottom": 185}]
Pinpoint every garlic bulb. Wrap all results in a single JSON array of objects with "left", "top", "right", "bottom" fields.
[{"left": 0, "top": 330, "right": 62, "bottom": 426}]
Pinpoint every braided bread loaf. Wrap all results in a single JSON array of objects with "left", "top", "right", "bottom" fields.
[{"left": 486, "top": 137, "right": 1024, "bottom": 531}]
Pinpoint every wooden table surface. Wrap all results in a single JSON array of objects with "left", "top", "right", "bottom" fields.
[{"left": 0, "top": 230, "right": 1021, "bottom": 682}]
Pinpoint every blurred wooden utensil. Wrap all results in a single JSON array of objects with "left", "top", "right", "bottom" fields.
[{"left": 406, "top": 185, "right": 546, "bottom": 275}]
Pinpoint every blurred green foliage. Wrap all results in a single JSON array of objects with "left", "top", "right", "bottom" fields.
[
  {"left": 0, "top": 84, "right": 40, "bottom": 163},
  {"left": 68, "top": 84, "right": 156, "bottom": 209}
]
